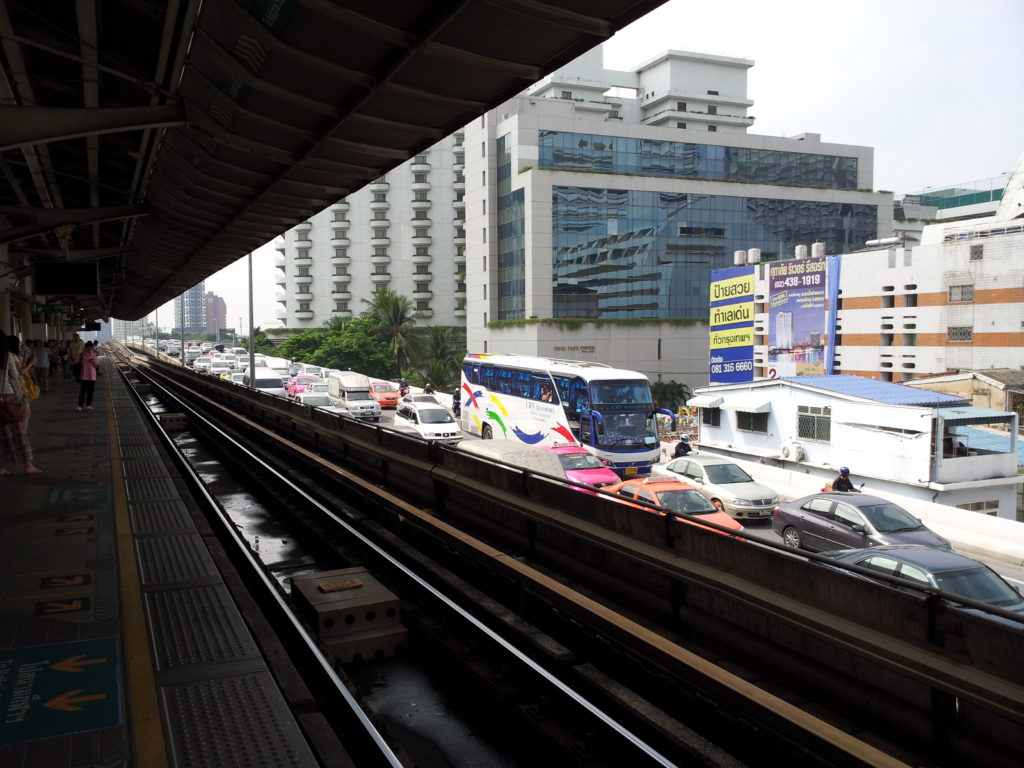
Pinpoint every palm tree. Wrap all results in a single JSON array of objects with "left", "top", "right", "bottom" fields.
[
  {"left": 322, "top": 316, "right": 349, "bottom": 332},
  {"left": 365, "top": 288, "right": 419, "bottom": 373},
  {"left": 409, "top": 325, "right": 465, "bottom": 389}
]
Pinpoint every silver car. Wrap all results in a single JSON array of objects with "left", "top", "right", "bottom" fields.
[{"left": 653, "top": 455, "right": 779, "bottom": 519}]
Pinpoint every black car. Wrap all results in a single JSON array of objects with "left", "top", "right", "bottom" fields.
[
  {"left": 772, "top": 492, "right": 951, "bottom": 552},
  {"left": 821, "top": 545, "right": 1024, "bottom": 621}
]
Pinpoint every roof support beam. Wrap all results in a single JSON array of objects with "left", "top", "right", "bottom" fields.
[
  {"left": 0, "top": 104, "right": 187, "bottom": 152},
  {"left": 0, "top": 205, "right": 148, "bottom": 245}
]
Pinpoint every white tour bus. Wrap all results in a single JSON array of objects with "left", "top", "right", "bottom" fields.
[{"left": 459, "top": 353, "right": 661, "bottom": 476}]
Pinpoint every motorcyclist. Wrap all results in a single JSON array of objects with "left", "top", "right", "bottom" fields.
[
  {"left": 673, "top": 436, "right": 692, "bottom": 458},
  {"left": 832, "top": 466, "right": 856, "bottom": 492},
  {"left": 399, "top": 377, "right": 409, "bottom": 397},
  {"left": 451, "top": 387, "right": 461, "bottom": 418}
]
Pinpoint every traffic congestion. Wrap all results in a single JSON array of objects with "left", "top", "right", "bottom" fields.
[{"left": 159, "top": 342, "right": 1023, "bottom": 624}]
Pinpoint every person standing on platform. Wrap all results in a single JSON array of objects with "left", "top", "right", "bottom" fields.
[
  {"left": 76, "top": 341, "right": 100, "bottom": 411},
  {"left": 1, "top": 336, "right": 41, "bottom": 475},
  {"left": 31, "top": 339, "right": 50, "bottom": 393},
  {"left": 69, "top": 333, "right": 85, "bottom": 380}
]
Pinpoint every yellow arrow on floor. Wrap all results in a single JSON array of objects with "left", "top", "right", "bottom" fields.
[
  {"left": 51, "top": 654, "right": 107, "bottom": 673},
  {"left": 43, "top": 689, "right": 107, "bottom": 711}
]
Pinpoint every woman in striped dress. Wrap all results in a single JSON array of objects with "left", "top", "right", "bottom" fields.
[{"left": 1, "top": 336, "right": 41, "bottom": 475}]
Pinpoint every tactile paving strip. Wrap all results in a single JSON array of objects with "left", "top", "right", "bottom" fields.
[
  {"left": 121, "top": 457, "right": 172, "bottom": 478},
  {"left": 126, "top": 475, "right": 182, "bottom": 503},
  {"left": 163, "top": 671, "right": 318, "bottom": 768},
  {"left": 136, "top": 534, "right": 220, "bottom": 586},
  {"left": 130, "top": 498, "right": 195, "bottom": 533}
]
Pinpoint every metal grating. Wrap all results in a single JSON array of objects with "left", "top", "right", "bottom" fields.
[
  {"left": 136, "top": 534, "right": 220, "bottom": 586},
  {"left": 121, "top": 457, "right": 172, "bottom": 478},
  {"left": 125, "top": 475, "right": 181, "bottom": 503},
  {"left": 117, "top": 441, "right": 161, "bottom": 459},
  {"left": 146, "top": 584, "right": 259, "bottom": 671},
  {"left": 130, "top": 499, "right": 195, "bottom": 534},
  {"left": 162, "top": 672, "right": 318, "bottom": 768}
]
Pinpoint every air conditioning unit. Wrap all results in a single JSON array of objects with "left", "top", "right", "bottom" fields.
[{"left": 780, "top": 441, "right": 805, "bottom": 461}]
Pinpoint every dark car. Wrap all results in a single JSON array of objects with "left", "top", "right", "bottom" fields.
[
  {"left": 772, "top": 492, "right": 951, "bottom": 552},
  {"left": 821, "top": 546, "right": 1024, "bottom": 621}
]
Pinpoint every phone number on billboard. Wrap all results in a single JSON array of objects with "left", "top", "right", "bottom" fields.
[{"left": 773, "top": 274, "right": 822, "bottom": 289}]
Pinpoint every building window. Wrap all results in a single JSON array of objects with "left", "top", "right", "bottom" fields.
[
  {"left": 969, "top": 244, "right": 984, "bottom": 260},
  {"left": 414, "top": 227, "right": 429, "bottom": 238},
  {"left": 948, "top": 284, "right": 974, "bottom": 302},
  {"left": 414, "top": 191, "right": 427, "bottom": 201},
  {"left": 947, "top": 326, "right": 973, "bottom": 342},
  {"left": 701, "top": 408, "right": 721, "bottom": 427},
  {"left": 676, "top": 101, "right": 686, "bottom": 111},
  {"left": 708, "top": 125, "right": 717, "bottom": 132},
  {"left": 956, "top": 500, "right": 999, "bottom": 515},
  {"left": 334, "top": 248, "right": 347, "bottom": 258},
  {"left": 296, "top": 248, "right": 309, "bottom": 259},
  {"left": 903, "top": 294, "right": 918, "bottom": 307},
  {"left": 372, "top": 228, "right": 387, "bottom": 239},
  {"left": 481, "top": 141, "right": 485, "bottom": 157},
  {"left": 298, "top": 302, "right": 310, "bottom": 311},
  {"left": 373, "top": 265, "right": 388, "bottom": 275},
  {"left": 677, "top": 122, "right": 686, "bottom": 129},
  {"left": 736, "top": 411, "right": 768, "bottom": 433},
  {"left": 333, "top": 210, "right": 347, "bottom": 221},
  {"left": 482, "top": 200, "right": 486, "bottom": 215},
  {"left": 416, "top": 299, "right": 430, "bottom": 310},
  {"left": 797, "top": 405, "right": 831, "bottom": 442},
  {"left": 415, "top": 282, "right": 429, "bottom": 292},
  {"left": 415, "top": 154, "right": 427, "bottom": 164},
  {"left": 415, "top": 246, "right": 429, "bottom": 256},
  {"left": 373, "top": 246, "right": 387, "bottom": 257},
  {"left": 335, "top": 302, "right": 348, "bottom": 312},
  {"left": 707, "top": 105, "right": 717, "bottom": 115},
  {"left": 414, "top": 173, "right": 427, "bottom": 183},
  {"left": 415, "top": 265, "right": 429, "bottom": 274},
  {"left": 561, "top": 90, "right": 572, "bottom": 99},
  {"left": 903, "top": 334, "right": 916, "bottom": 346},
  {"left": 373, "top": 192, "right": 386, "bottom": 202},
  {"left": 297, "top": 267, "right": 309, "bottom": 277},
  {"left": 414, "top": 210, "right": 428, "bottom": 220}
]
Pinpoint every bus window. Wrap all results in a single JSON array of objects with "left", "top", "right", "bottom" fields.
[
  {"left": 481, "top": 365, "right": 495, "bottom": 390},
  {"left": 552, "top": 375, "right": 572, "bottom": 403},
  {"left": 580, "top": 416, "right": 592, "bottom": 443}
]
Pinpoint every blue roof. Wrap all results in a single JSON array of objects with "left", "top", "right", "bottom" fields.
[
  {"left": 954, "top": 426, "right": 1024, "bottom": 466},
  {"left": 780, "top": 375, "right": 967, "bottom": 406}
]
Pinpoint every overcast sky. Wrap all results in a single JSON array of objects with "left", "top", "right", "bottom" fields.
[{"left": 157, "top": 0, "right": 1023, "bottom": 331}]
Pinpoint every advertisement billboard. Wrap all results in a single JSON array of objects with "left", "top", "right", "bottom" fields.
[
  {"left": 766, "top": 257, "right": 836, "bottom": 377},
  {"left": 709, "top": 265, "right": 755, "bottom": 384}
]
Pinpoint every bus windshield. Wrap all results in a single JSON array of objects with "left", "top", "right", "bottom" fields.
[
  {"left": 595, "top": 411, "right": 658, "bottom": 450},
  {"left": 589, "top": 379, "right": 652, "bottom": 406}
]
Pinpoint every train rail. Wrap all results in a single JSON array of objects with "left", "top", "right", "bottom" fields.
[{"left": 111, "top": 344, "right": 1024, "bottom": 767}]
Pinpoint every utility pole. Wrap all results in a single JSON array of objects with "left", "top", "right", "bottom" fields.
[{"left": 247, "top": 254, "right": 255, "bottom": 384}]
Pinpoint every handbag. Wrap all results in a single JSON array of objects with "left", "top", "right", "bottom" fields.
[
  {"left": 0, "top": 368, "right": 28, "bottom": 423},
  {"left": 22, "top": 372, "right": 40, "bottom": 401}
]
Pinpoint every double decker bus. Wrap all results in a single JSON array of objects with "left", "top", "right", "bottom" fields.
[{"left": 459, "top": 353, "right": 662, "bottom": 475}]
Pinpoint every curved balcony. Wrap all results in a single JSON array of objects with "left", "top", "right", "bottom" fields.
[
  {"left": 369, "top": 218, "right": 390, "bottom": 228},
  {"left": 331, "top": 254, "right": 351, "bottom": 266},
  {"left": 369, "top": 199, "right": 390, "bottom": 212},
  {"left": 370, "top": 273, "right": 392, "bottom": 284},
  {"left": 411, "top": 181, "right": 431, "bottom": 193},
  {"left": 412, "top": 217, "right": 432, "bottom": 228},
  {"left": 331, "top": 291, "right": 352, "bottom": 301},
  {"left": 454, "top": 307, "right": 466, "bottom": 318},
  {"left": 275, "top": 239, "right": 286, "bottom": 253},
  {"left": 452, "top": 161, "right": 464, "bottom": 173},
  {"left": 452, "top": 197, "right": 465, "bottom": 211},
  {"left": 333, "top": 274, "right": 351, "bottom": 285},
  {"left": 293, "top": 291, "right": 314, "bottom": 302},
  {"left": 294, "top": 274, "right": 314, "bottom": 285},
  {"left": 331, "top": 219, "right": 350, "bottom": 230},
  {"left": 330, "top": 236, "right": 351, "bottom": 248},
  {"left": 293, "top": 253, "right": 313, "bottom": 266},
  {"left": 275, "top": 292, "right": 287, "bottom": 302},
  {"left": 370, "top": 255, "right": 391, "bottom": 266},
  {"left": 332, "top": 309, "right": 353, "bottom": 318},
  {"left": 276, "top": 310, "right": 289, "bottom": 322},
  {"left": 412, "top": 289, "right": 433, "bottom": 300},
  {"left": 410, "top": 160, "right": 431, "bottom": 173},
  {"left": 333, "top": 200, "right": 349, "bottom": 210},
  {"left": 369, "top": 181, "right": 389, "bottom": 192},
  {"left": 411, "top": 199, "right": 432, "bottom": 210},
  {"left": 452, "top": 179, "right": 465, "bottom": 192},
  {"left": 369, "top": 236, "right": 391, "bottom": 247},
  {"left": 412, "top": 254, "right": 432, "bottom": 266},
  {"left": 275, "top": 274, "right": 287, "bottom": 287},
  {"left": 454, "top": 288, "right": 466, "bottom": 299},
  {"left": 295, "top": 310, "right": 314, "bottom": 320},
  {"left": 411, "top": 235, "right": 432, "bottom": 247},
  {"left": 274, "top": 254, "right": 286, "bottom": 268},
  {"left": 452, "top": 233, "right": 465, "bottom": 246},
  {"left": 412, "top": 272, "right": 432, "bottom": 283},
  {"left": 295, "top": 220, "right": 312, "bottom": 231},
  {"left": 414, "top": 308, "right": 433, "bottom": 319},
  {"left": 453, "top": 216, "right": 465, "bottom": 228},
  {"left": 293, "top": 238, "right": 313, "bottom": 249}
]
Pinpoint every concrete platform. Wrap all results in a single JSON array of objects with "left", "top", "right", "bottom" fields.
[{"left": 0, "top": 359, "right": 318, "bottom": 767}]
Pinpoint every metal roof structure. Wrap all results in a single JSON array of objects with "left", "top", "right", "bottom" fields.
[
  {"left": 1, "top": 0, "right": 666, "bottom": 322},
  {"left": 780, "top": 375, "right": 967, "bottom": 406}
]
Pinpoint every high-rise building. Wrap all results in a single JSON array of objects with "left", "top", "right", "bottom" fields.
[
  {"left": 205, "top": 291, "right": 227, "bottom": 334},
  {"left": 462, "top": 46, "right": 892, "bottom": 380},
  {"left": 273, "top": 136, "right": 466, "bottom": 329},
  {"left": 173, "top": 282, "right": 206, "bottom": 333}
]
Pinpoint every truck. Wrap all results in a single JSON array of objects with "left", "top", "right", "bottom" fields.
[{"left": 327, "top": 370, "right": 381, "bottom": 422}]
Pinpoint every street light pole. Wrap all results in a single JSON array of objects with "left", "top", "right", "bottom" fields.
[{"left": 247, "top": 253, "right": 255, "bottom": 384}]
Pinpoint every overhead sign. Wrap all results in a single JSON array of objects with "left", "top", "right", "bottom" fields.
[
  {"left": 36, "top": 304, "right": 71, "bottom": 313},
  {"left": 709, "top": 265, "right": 755, "bottom": 383},
  {"left": 0, "top": 638, "right": 120, "bottom": 743}
]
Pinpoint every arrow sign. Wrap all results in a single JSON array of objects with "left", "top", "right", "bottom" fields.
[
  {"left": 51, "top": 654, "right": 107, "bottom": 673},
  {"left": 43, "top": 689, "right": 107, "bottom": 711},
  {"left": 42, "top": 574, "right": 91, "bottom": 588},
  {"left": 36, "top": 599, "right": 88, "bottom": 614}
]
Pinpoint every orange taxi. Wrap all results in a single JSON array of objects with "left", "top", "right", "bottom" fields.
[
  {"left": 603, "top": 477, "right": 744, "bottom": 536},
  {"left": 370, "top": 380, "right": 400, "bottom": 409}
]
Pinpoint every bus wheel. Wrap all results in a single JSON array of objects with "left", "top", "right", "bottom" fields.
[{"left": 482, "top": 424, "right": 493, "bottom": 440}]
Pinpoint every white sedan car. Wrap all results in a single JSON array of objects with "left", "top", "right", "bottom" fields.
[
  {"left": 394, "top": 402, "right": 462, "bottom": 444},
  {"left": 652, "top": 455, "right": 779, "bottom": 520}
]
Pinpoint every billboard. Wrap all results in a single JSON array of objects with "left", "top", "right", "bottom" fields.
[
  {"left": 709, "top": 265, "right": 755, "bottom": 384},
  {"left": 767, "top": 256, "right": 837, "bottom": 377}
]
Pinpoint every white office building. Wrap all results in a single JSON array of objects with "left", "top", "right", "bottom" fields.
[
  {"left": 462, "top": 46, "right": 891, "bottom": 385},
  {"left": 273, "top": 136, "right": 467, "bottom": 329}
]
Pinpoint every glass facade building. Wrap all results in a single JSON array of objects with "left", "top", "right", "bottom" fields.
[
  {"left": 539, "top": 132, "right": 860, "bottom": 189},
  {"left": 496, "top": 134, "right": 526, "bottom": 319},
  {"left": 551, "top": 187, "right": 877, "bottom": 319}
]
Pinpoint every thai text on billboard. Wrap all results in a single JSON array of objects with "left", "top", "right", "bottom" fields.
[
  {"left": 708, "top": 265, "right": 755, "bottom": 384},
  {"left": 767, "top": 257, "right": 828, "bottom": 377}
]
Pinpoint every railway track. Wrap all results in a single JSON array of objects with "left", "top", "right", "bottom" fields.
[{"left": 111, "top": 345, "right": 1022, "bottom": 767}]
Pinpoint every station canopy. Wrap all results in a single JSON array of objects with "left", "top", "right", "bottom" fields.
[{"left": 1, "top": 0, "right": 666, "bottom": 322}]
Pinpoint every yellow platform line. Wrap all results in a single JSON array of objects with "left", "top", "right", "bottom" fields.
[{"left": 108, "top": 386, "right": 169, "bottom": 768}]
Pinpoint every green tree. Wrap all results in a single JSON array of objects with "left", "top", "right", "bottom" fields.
[
  {"left": 365, "top": 288, "right": 419, "bottom": 373},
  {"left": 410, "top": 325, "right": 465, "bottom": 389},
  {"left": 651, "top": 380, "right": 693, "bottom": 410},
  {"left": 276, "top": 326, "right": 329, "bottom": 362},
  {"left": 311, "top": 316, "right": 395, "bottom": 377}
]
